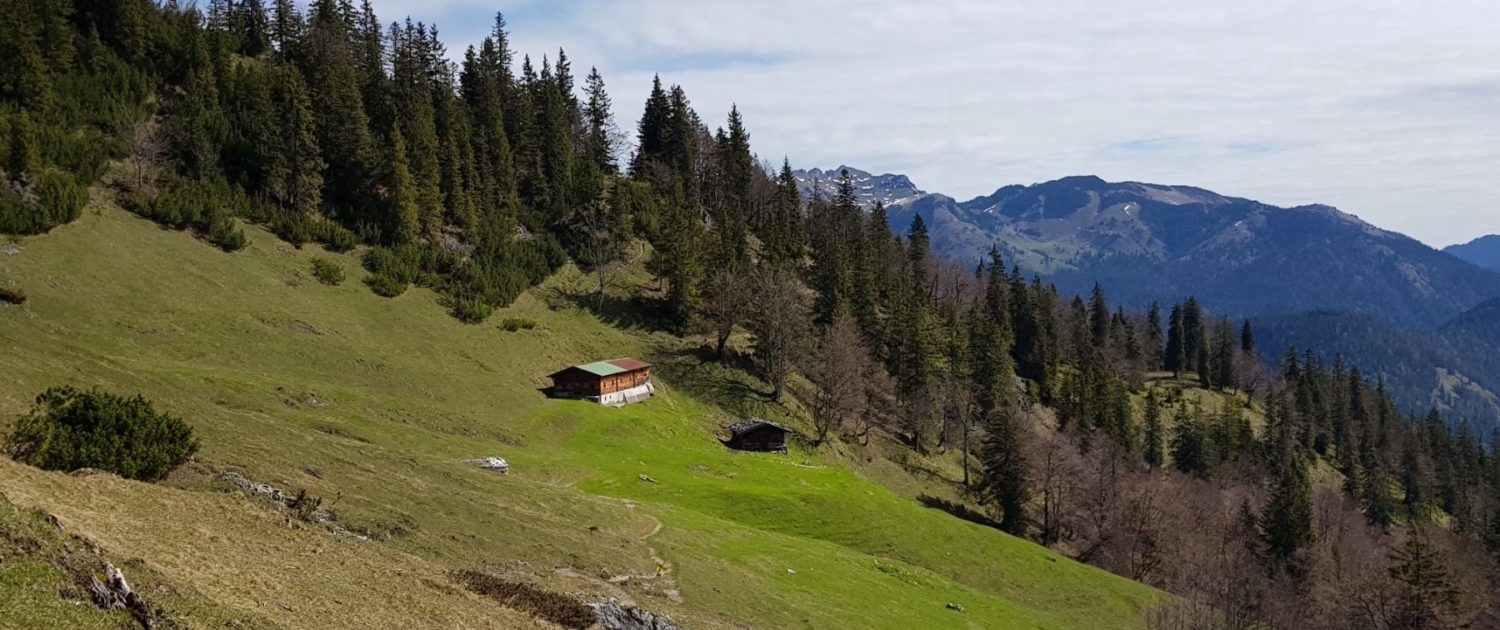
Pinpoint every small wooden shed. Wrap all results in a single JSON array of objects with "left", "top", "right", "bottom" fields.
[
  {"left": 726, "top": 418, "right": 791, "bottom": 453},
  {"left": 546, "top": 358, "right": 655, "bottom": 406}
]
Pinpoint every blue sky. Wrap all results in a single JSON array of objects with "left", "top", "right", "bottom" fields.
[{"left": 370, "top": 0, "right": 1499, "bottom": 247}]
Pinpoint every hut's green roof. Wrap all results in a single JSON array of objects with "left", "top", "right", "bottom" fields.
[{"left": 573, "top": 361, "right": 628, "bottom": 377}]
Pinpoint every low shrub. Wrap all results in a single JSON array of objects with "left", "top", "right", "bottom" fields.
[
  {"left": 498, "top": 317, "right": 536, "bottom": 332},
  {"left": 288, "top": 489, "right": 324, "bottom": 522},
  {"left": 364, "top": 273, "right": 407, "bottom": 298},
  {"left": 358, "top": 231, "right": 565, "bottom": 322},
  {"left": 4, "top": 386, "right": 199, "bottom": 482},
  {"left": 207, "top": 213, "right": 248, "bottom": 251},
  {"left": 0, "top": 286, "right": 25, "bottom": 305},
  {"left": 122, "top": 177, "right": 249, "bottom": 251},
  {"left": 311, "top": 258, "right": 344, "bottom": 285},
  {"left": 452, "top": 571, "right": 595, "bottom": 630},
  {"left": 445, "top": 297, "right": 492, "bottom": 324},
  {"left": 258, "top": 209, "right": 360, "bottom": 252},
  {"left": 0, "top": 168, "right": 88, "bottom": 235}
]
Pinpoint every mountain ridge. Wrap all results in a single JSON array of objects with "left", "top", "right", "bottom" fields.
[
  {"left": 1445, "top": 235, "right": 1500, "bottom": 271},
  {"left": 792, "top": 167, "right": 1500, "bottom": 330}
]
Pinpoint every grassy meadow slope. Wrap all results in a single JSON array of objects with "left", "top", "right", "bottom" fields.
[{"left": 0, "top": 201, "right": 1159, "bottom": 629}]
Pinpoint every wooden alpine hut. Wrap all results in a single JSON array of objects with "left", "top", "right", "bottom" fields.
[
  {"left": 546, "top": 358, "right": 655, "bottom": 406},
  {"left": 726, "top": 418, "right": 791, "bottom": 453}
]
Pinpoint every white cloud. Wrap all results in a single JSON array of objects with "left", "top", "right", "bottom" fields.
[{"left": 386, "top": 0, "right": 1500, "bottom": 247}]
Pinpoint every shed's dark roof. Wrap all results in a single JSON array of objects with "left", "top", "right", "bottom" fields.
[{"left": 728, "top": 418, "right": 791, "bottom": 436}]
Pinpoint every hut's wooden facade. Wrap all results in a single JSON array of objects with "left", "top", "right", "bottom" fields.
[
  {"left": 726, "top": 419, "right": 791, "bottom": 453},
  {"left": 546, "top": 359, "right": 655, "bottom": 406}
]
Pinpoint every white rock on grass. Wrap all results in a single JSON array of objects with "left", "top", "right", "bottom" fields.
[{"left": 464, "top": 457, "right": 509, "bottom": 473}]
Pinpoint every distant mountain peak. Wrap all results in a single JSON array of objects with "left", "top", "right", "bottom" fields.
[
  {"left": 1446, "top": 235, "right": 1500, "bottom": 271},
  {"left": 786, "top": 166, "right": 1500, "bottom": 328},
  {"left": 791, "top": 166, "right": 926, "bottom": 207}
]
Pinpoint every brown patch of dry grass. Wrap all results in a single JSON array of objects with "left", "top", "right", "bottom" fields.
[
  {"left": 0, "top": 459, "right": 543, "bottom": 630},
  {"left": 452, "top": 570, "right": 596, "bottom": 629}
]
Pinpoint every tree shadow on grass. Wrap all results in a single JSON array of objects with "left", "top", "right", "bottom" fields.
[
  {"left": 652, "top": 346, "right": 771, "bottom": 408},
  {"left": 537, "top": 284, "right": 678, "bottom": 335},
  {"left": 896, "top": 457, "right": 961, "bottom": 487},
  {"left": 917, "top": 494, "right": 1003, "bottom": 531}
]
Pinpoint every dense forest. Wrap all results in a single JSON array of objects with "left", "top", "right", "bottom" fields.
[{"left": 3, "top": 0, "right": 1500, "bottom": 627}]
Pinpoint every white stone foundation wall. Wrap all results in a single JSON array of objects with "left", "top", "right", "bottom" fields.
[{"left": 598, "top": 382, "right": 655, "bottom": 407}]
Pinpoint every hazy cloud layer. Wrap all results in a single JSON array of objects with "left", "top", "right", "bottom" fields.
[{"left": 387, "top": 0, "right": 1499, "bottom": 246}]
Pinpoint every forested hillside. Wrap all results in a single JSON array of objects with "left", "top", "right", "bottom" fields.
[
  {"left": 1256, "top": 310, "right": 1500, "bottom": 435},
  {"left": 4, "top": 1, "right": 1500, "bottom": 629}
]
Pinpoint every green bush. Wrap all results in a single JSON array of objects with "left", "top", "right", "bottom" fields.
[
  {"left": 4, "top": 387, "right": 199, "bottom": 482},
  {"left": 0, "top": 286, "right": 25, "bottom": 305},
  {"left": 358, "top": 234, "right": 565, "bottom": 322},
  {"left": 207, "top": 213, "right": 248, "bottom": 251},
  {"left": 123, "top": 177, "right": 250, "bottom": 251},
  {"left": 311, "top": 258, "right": 344, "bottom": 285},
  {"left": 498, "top": 317, "right": 537, "bottom": 332},
  {"left": 259, "top": 209, "right": 360, "bottom": 252},
  {"left": 445, "top": 297, "right": 493, "bottom": 324},
  {"left": 32, "top": 168, "right": 88, "bottom": 222},
  {"left": 0, "top": 168, "right": 88, "bottom": 235},
  {"left": 364, "top": 273, "right": 407, "bottom": 297}
]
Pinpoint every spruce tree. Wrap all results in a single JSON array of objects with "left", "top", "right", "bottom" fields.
[
  {"left": 1145, "top": 301, "right": 1164, "bottom": 371},
  {"left": 1402, "top": 429, "right": 1426, "bottom": 520},
  {"left": 1171, "top": 403, "right": 1211, "bottom": 477},
  {"left": 1182, "top": 297, "right": 1205, "bottom": 371},
  {"left": 1211, "top": 318, "right": 1237, "bottom": 390},
  {"left": 907, "top": 214, "right": 929, "bottom": 300},
  {"left": 983, "top": 247, "right": 1012, "bottom": 343},
  {"left": 384, "top": 123, "right": 421, "bottom": 244},
  {"left": 664, "top": 84, "right": 699, "bottom": 199},
  {"left": 976, "top": 408, "right": 1030, "bottom": 536},
  {"left": 390, "top": 21, "right": 443, "bottom": 237},
  {"left": 712, "top": 105, "right": 753, "bottom": 267},
  {"left": 5, "top": 109, "right": 38, "bottom": 183},
  {"left": 269, "top": 66, "right": 325, "bottom": 214},
  {"left": 460, "top": 36, "right": 516, "bottom": 216},
  {"left": 1088, "top": 283, "right": 1109, "bottom": 346},
  {"left": 302, "top": 0, "right": 374, "bottom": 218},
  {"left": 1165, "top": 304, "right": 1186, "bottom": 376},
  {"left": 1143, "top": 389, "right": 1165, "bottom": 470},
  {"left": 1387, "top": 533, "right": 1466, "bottom": 629},
  {"left": 582, "top": 66, "right": 616, "bottom": 175},
  {"left": 1196, "top": 342, "right": 1212, "bottom": 389},
  {"left": 763, "top": 158, "right": 803, "bottom": 269},
  {"left": 270, "top": 0, "right": 303, "bottom": 59},
  {"left": 236, "top": 0, "right": 271, "bottom": 56},
  {"left": 1240, "top": 319, "right": 1256, "bottom": 354},
  {"left": 645, "top": 185, "right": 706, "bottom": 327},
  {"left": 631, "top": 75, "right": 670, "bottom": 179},
  {"left": 968, "top": 280, "right": 1015, "bottom": 417},
  {"left": 1260, "top": 452, "right": 1315, "bottom": 564},
  {"left": 808, "top": 178, "right": 850, "bottom": 324}
]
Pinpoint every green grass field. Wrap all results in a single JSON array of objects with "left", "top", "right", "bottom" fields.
[{"left": 0, "top": 201, "right": 1160, "bottom": 629}]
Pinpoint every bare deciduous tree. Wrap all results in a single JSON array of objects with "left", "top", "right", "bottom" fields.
[
  {"left": 746, "top": 267, "right": 810, "bottom": 402},
  {"left": 807, "top": 312, "right": 875, "bottom": 445},
  {"left": 129, "top": 120, "right": 169, "bottom": 194},
  {"left": 702, "top": 263, "right": 753, "bottom": 359}
]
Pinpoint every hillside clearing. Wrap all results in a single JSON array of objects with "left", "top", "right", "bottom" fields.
[{"left": 0, "top": 204, "right": 1159, "bottom": 629}]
